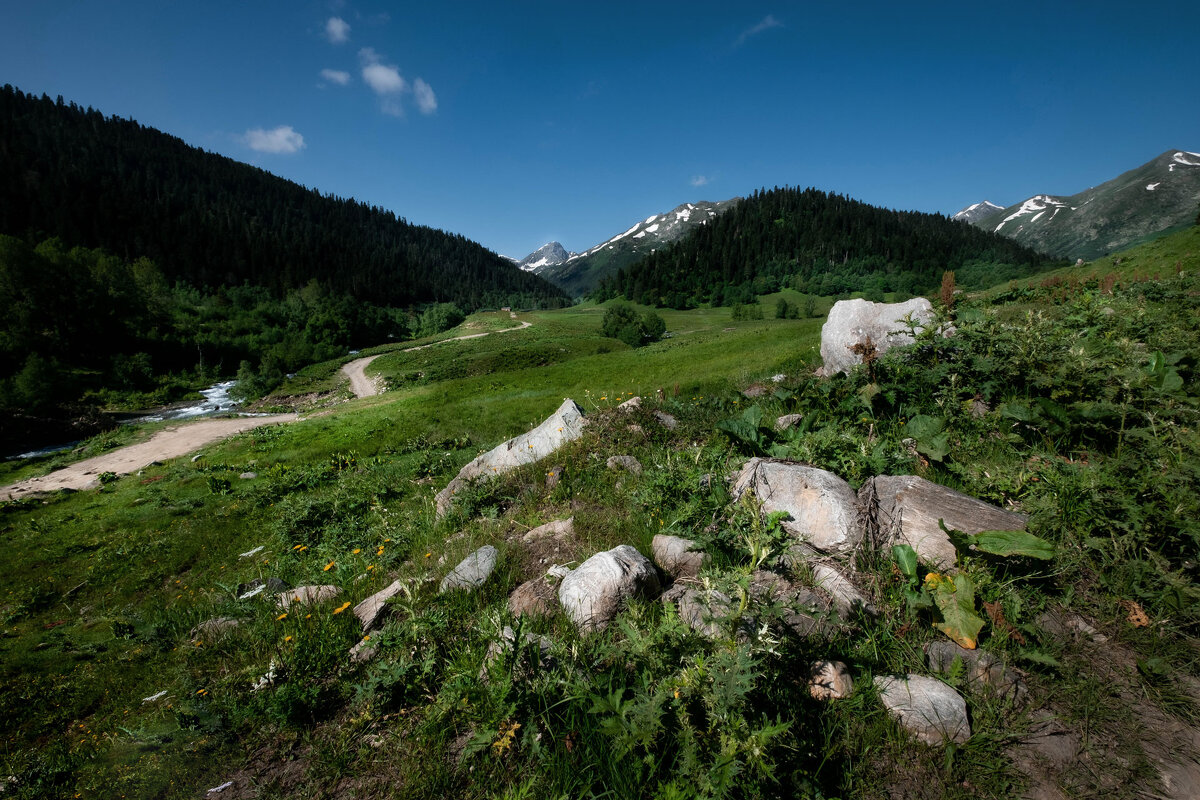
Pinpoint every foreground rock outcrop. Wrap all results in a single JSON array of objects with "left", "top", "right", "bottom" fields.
[
  {"left": 435, "top": 399, "right": 587, "bottom": 517},
  {"left": 819, "top": 298, "right": 934, "bottom": 374},
  {"left": 875, "top": 674, "right": 971, "bottom": 746},
  {"left": 731, "top": 458, "right": 862, "bottom": 554},
  {"left": 558, "top": 545, "right": 660, "bottom": 633}
]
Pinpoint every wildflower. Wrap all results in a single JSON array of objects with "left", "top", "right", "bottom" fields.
[
  {"left": 196, "top": 689, "right": 207, "bottom": 696},
  {"left": 323, "top": 561, "right": 335, "bottom": 571},
  {"left": 284, "top": 636, "right": 293, "bottom": 643},
  {"left": 305, "top": 614, "right": 312, "bottom": 619},
  {"left": 292, "top": 544, "right": 303, "bottom": 550},
  {"left": 424, "top": 552, "right": 432, "bottom": 558},
  {"left": 366, "top": 565, "right": 375, "bottom": 571},
  {"left": 276, "top": 613, "right": 288, "bottom": 621},
  {"left": 353, "top": 548, "right": 361, "bottom": 554},
  {"left": 333, "top": 602, "right": 352, "bottom": 614}
]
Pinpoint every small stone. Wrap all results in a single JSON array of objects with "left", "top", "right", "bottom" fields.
[
  {"left": 652, "top": 411, "right": 678, "bottom": 431},
  {"left": 275, "top": 585, "right": 341, "bottom": 608},
  {"left": 810, "top": 561, "right": 877, "bottom": 619},
  {"left": 926, "top": 640, "right": 1026, "bottom": 701},
  {"left": 742, "top": 385, "right": 769, "bottom": 398},
  {"left": 617, "top": 396, "right": 642, "bottom": 411},
  {"left": 808, "top": 660, "right": 853, "bottom": 701},
  {"left": 545, "top": 563, "right": 573, "bottom": 580},
  {"left": 349, "top": 637, "right": 378, "bottom": 663},
  {"left": 508, "top": 578, "right": 558, "bottom": 618},
  {"left": 606, "top": 455, "right": 643, "bottom": 475},
  {"left": 771, "top": 373, "right": 787, "bottom": 383},
  {"left": 238, "top": 472, "right": 258, "bottom": 480},
  {"left": 439, "top": 545, "right": 499, "bottom": 592},
  {"left": 353, "top": 579, "right": 407, "bottom": 632},
  {"left": 875, "top": 674, "right": 970, "bottom": 746},
  {"left": 775, "top": 413, "right": 804, "bottom": 430},
  {"left": 191, "top": 454, "right": 203, "bottom": 463},
  {"left": 523, "top": 517, "right": 574, "bottom": 542},
  {"left": 191, "top": 617, "right": 239, "bottom": 638},
  {"left": 651, "top": 534, "right": 709, "bottom": 579}
]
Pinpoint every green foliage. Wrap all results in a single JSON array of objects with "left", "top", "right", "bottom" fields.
[
  {"left": 926, "top": 572, "right": 986, "bottom": 649},
  {"left": 599, "top": 301, "right": 666, "bottom": 347}
]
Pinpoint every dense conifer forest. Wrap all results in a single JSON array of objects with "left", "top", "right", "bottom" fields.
[
  {"left": 0, "top": 86, "right": 567, "bottom": 311},
  {"left": 593, "top": 187, "right": 1060, "bottom": 307}
]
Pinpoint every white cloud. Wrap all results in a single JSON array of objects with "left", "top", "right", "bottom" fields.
[
  {"left": 325, "top": 17, "right": 350, "bottom": 44},
  {"left": 319, "top": 68, "right": 351, "bottom": 86},
  {"left": 413, "top": 78, "right": 437, "bottom": 114},
  {"left": 690, "top": 175, "right": 710, "bottom": 187},
  {"left": 735, "top": 14, "right": 783, "bottom": 46},
  {"left": 242, "top": 126, "right": 306, "bottom": 155},
  {"left": 359, "top": 48, "right": 407, "bottom": 95}
]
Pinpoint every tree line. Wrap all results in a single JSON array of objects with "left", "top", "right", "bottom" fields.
[
  {"left": 0, "top": 85, "right": 568, "bottom": 311},
  {"left": 593, "top": 186, "right": 1061, "bottom": 308}
]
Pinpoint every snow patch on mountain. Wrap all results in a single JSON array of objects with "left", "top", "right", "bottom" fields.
[
  {"left": 994, "top": 195, "right": 1066, "bottom": 232},
  {"left": 514, "top": 241, "right": 575, "bottom": 273},
  {"left": 951, "top": 201, "right": 1003, "bottom": 223}
]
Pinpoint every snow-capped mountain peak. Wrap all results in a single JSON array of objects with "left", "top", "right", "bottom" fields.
[
  {"left": 514, "top": 241, "right": 575, "bottom": 273},
  {"left": 951, "top": 200, "right": 1003, "bottom": 224}
]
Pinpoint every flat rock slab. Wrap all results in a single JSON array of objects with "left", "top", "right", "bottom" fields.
[
  {"left": 775, "top": 413, "right": 804, "bottom": 431},
  {"left": 875, "top": 674, "right": 970, "bottom": 746},
  {"left": 353, "top": 579, "right": 407, "bottom": 632},
  {"left": 559, "top": 545, "right": 660, "bottom": 633},
  {"left": 651, "top": 534, "right": 709, "bottom": 579},
  {"left": 652, "top": 411, "right": 678, "bottom": 431},
  {"left": 732, "top": 458, "right": 862, "bottom": 554},
  {"left": 440, "top": 545, "right": 499, "bottom": 593},
  {"left": 606, "top": 455, "right": 643, "bottom": 475},
  {"left": 276, "top": 585, "right": 341, "bottom": 608},
  {"left": 810, "top": 562, "right": 877, "bottom": 619},
  {"left": 820, "top": 297, "right": 934, "bottom": 375},
  {"left": 862, "top": 474, "right": 1028, "bottom": 572},
  {"left": 508, "top": 577, "right": 559, "bottom": 618},
  {"left": 435, "top": 399, "right": 587, "bottom": 517}
]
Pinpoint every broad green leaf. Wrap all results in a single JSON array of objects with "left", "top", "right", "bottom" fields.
[
  {"left": 969, "top": 529, "right": 1054, "bottom": 560},
  {"left": 915, "top": 432, "right": 949, "bottom": 462},
  {"left": 904, "top": 414, "right": 945, "bottom": 438},
  {"left": 998, "top": 402, "right": 1032, "bottom": 422},
  {"left": 925, "top": 572, "right": 985, "bottom": 650},
  {"left": 892, "top": 544, "right": 919, "bottom": 583}
]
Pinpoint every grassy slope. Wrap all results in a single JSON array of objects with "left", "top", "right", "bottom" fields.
[{"left": 2, "top": 238, "right": 1198, "bottom": 799}]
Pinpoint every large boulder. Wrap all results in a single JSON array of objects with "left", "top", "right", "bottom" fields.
[
  {"left": 558, "top": 545, "right": 660, "bottom": 633},
  {"left": 508, "top": 577, "right": 558, "bottom": 618},
  {"left": 435, "top": 399, "right": 587, "bottom": 517},
  {"left": 731, "top": 458, "right": 863, "bottom": 555},
  {"left": 874, "top": 674, "right": 971, "bottom": 746},
  {"left": 819, "top": 298, "right": 934, "bottom": 375},
  {"left": 651, "top": 534, "right": 709, "bottom": 580},
  {"left": 861, "top": 475, "right": 1028, "bottom": 572},
  {"left": 440, "top": 545, "right": 499, "bottom": 593}
]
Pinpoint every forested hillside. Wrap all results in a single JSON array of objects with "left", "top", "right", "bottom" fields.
[
  {"left": 594, "top": 187, "right": 1059, "bottom": 307},
  {"left": 0, "top": 86, "right": 567, "bottom": 310}
]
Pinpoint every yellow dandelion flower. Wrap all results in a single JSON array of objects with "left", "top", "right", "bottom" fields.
[
  {"left": 292, "top": 544, "right": 303, "bottom": 550},
  {"left": 284, "top": 635, "right": 293, "bottom": 643},
  {"left": 425, "top": 552, "right": 432, "bottom": 558},
  {"left": 333, "top": 602, "right": 352, "bottom": 614},
  {"left": 323, "top": 561, "right": 335, "bottom": 572},
  {"left": 305, "top": 613, "right": 312, "bottom": 619},
  {"left": 366, "top": 565, "right": 375, "bottom": 571},
  {"left": 276, "top": 613, "right": 288, "bottom": 621},
  {"left": 352, "top": 548, "right": 361, "bottom": 554}
]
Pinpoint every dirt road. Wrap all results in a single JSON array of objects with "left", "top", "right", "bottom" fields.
[
  {"left": 0, "top": 414, "right": 295, "bottom": 500},
  {"left": 341, "top": 319, "right": 533, "bottom": 399}
]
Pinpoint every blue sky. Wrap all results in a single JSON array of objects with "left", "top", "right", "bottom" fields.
[{"left": 2, "top": 1, "right": 1198, "bottom": 259}]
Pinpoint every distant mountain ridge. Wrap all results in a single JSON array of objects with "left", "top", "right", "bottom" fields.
[
  {"left": 963, "top": 150, "right": 1200, "bottom": 260},
  {"left": 526, "top": 199, "right": 739, "bottom": 297}
]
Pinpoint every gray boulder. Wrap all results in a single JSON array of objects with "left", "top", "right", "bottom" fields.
[
  {"left": 353, "top": 579, "right": 407, "bottom": 632},
  {"left": 750, "top": 569, "right": 839, "bottom": 636},
  {"left": 607, "top": 455, "right": 643, "bottom": 475},
  {"left": 349, "top": 636, "right": 379, "bottom": 663},
  {"left": 435, "top": 399, "right": 587, "bottom": 517},
  {"left": 672, "top": 587, "right": 749, "bottom": 640},
  {"left": 558, "top": 545, "right": 660, "bottom": 633},
  {"left": 861, "top": 474, "right": 1028, "bottom": 572},
  {"left": 652, "top": 411, "right": 678, "bottom": 431},
  {"left": 440, "top": 545, "right": 499, "bottom": 592},
  {"left": 775, "top": 413, "right": 804, "bottom": 431},
  {"left": 651, "top": 534, "right": 709, "bottom": 579},
  {"left": 731, "top": 458, "right": 863, "bottom": 554},
  {"left": 275, "top": 585, "right": 341, "bottom": 608},
  {"left": 875, "top": 674, "right": 970, "bottom": 746},
  {"left": 819, "top": 298, "right": 934, "bottom": 375},
  {"left": 522, "top": 517, "right": 574, "bottom": 543}
]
